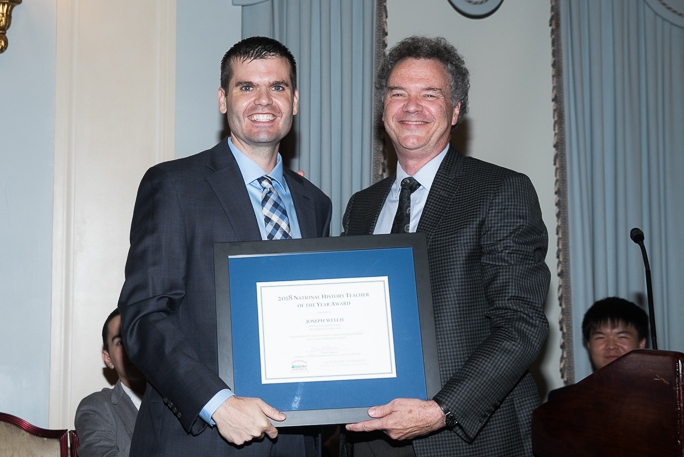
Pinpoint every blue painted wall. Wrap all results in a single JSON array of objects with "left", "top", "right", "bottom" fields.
[
  {"left": 0, "top": 0, "right": 57, "bottom": 427},
  {"left": 175, "top": 1, "right": 242, "bottom": 158}
]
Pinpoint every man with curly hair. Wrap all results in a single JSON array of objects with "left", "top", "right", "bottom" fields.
[{"left": 342, "top": 36, "right": 550, "bottom": 457}]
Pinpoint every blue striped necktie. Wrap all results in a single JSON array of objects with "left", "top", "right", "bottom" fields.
[{"left": 257, "top": 175, "right": 292, "bottom": 240}]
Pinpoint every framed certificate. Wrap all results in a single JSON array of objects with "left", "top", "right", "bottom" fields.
[{"left": 214, "top": 233, "right": 439, "bottom": 426}]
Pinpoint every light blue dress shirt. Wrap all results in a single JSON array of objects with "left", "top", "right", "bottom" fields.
[
  {"left": 374, "top": 145, "right": 449, "bottom": 234},
  {"left": 229, "top": 137, "right": 302, "bottom": 239}
]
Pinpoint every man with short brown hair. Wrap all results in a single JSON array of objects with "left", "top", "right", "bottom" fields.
[{"left": 118, "top": 36, "right": 331, "bottom": 456}]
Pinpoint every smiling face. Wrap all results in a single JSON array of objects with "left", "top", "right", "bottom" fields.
[
  {"left": 586, "top": 322, "right": 646, "bottom": 370},
  {"left": 383, "top": 58, "right": 459, "bottom": 171},
  {"left": 218, "top": 56, "right": 299, "bottom": 164}
]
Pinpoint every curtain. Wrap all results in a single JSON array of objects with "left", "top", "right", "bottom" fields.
[
  {"left": 233, "top": 0, "right": 385, "bottom": 235},
  {"left": 552, "top": 0, "right": 684, "bottom": 383}
]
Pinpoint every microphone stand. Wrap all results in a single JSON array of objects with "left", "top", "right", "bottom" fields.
[{"left": 630, "top": 228, "right": 658, "bottom": 350}]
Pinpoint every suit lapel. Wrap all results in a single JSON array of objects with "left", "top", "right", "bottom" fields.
[
  {"left": 110, "top": 381, "right": 138, "bottom": 436},
  {"left": 284, "top": 170, "right": 316, "bottom": 238},
  {"left": 204, "top": 141, "right": 261, "bottom": 241},
  {"left": 344, "top": 177, "right": 392, "bottom": 235},
  {"left": 366, "top": 179, "right": 393, "bottom": 234},
  {"left": 416, "top": 146, "right": 464, "bottom": 244}
]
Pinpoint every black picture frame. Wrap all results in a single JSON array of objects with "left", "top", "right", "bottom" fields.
[{"left": 214, "top": 233, "right": 439, "bottom": 426}]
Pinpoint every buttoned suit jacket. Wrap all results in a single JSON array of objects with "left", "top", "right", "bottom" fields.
[
  {"left": 118, "top": 139, "right": 332, "bottom": 456},
  {"left": 342, "top": 146, "right": 550, "bottom": 457},
  {"left": 74, "top": 380, "right": 138, "bottom": 457}
]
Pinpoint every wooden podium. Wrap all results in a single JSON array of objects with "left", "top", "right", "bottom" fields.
[{"left": 532, "top": 350, "right": 684, "bottom": 457}]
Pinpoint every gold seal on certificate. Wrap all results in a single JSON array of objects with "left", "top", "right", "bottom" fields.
[{"left": 256, "top": 277, "right": 396, "bottom": 384}]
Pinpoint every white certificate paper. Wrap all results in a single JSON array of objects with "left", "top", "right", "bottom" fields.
[{"left": 256, "top": 276, "right": 397, "bottom": 384}]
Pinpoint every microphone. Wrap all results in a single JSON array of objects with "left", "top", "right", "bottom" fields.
[
  {"left": 630, "top": 227, "right": 658, "bottom": 350},
  {"left": 629, "top": 227, "right": 644, "bottom": 244}
]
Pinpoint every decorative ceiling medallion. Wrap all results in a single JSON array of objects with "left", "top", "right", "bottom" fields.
[
  {"left": 448, "top": 0, "right": 504, "bottom": 19},
  {"left": 644, "top": 0, "right": 684, "bottom": 28}
]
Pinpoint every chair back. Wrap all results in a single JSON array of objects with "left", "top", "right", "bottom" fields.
[
  {"left": 0, "top": 412, "right": 69, "bottom": 457},
  {"left": 69, "top": 430, "right": 79, "bottom": 457}
]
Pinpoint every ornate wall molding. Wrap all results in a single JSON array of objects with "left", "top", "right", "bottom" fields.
[
  {"left": 372, "top": 0, "right": 388, "bottom": 183},
  {"left": 550, "top": 0, "right": 574, "bottom": 385}
]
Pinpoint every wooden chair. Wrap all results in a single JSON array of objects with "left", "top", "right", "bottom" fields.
[
  {"left": 69, "top": 430, "right": 79, "bottom": 457},
  {"left": 0, "top": 412, "right": 69, "bottom": 457}
]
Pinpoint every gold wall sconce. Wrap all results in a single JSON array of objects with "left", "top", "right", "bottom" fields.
[{"left": 0, "top": 0, "right": 22, "bottom": 54}]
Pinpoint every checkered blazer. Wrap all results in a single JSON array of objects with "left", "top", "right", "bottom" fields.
[{"left": 342, "top": 146, "right": 550, "bottom": 457}]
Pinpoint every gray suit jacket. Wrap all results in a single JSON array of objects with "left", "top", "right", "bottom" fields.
[
  {"left": 342, "top": 147, "right": 550, "bottom": 457},
  {"left": 118, "top": 140, "right": 332, "bottom": 456},
  {"left": 75, "top": 380, "right": 138, "bottom": 457}
]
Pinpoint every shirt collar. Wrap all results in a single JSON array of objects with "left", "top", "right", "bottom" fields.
[
  {"left": 227, "top": 137, "right": 286, "bottom": 188},
  {"left": 120, "top": 382, "right": 142, "bottom": 410},
  {"left": 392, "top": 145, "right": 449, "bottom": 196}
]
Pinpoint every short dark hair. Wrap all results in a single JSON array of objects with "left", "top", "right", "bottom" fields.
[
  {"left": 581, "top": 297, "right": 649, "bottom": 344},
  {"left": 377, "top": 36, "right": 470, "bottom": 126},
  {"left": 102, "top": 308, "right": 120, "bottom": 351},
  {"left": 220, "top": 36, "right": 297, "bottom": 91}
]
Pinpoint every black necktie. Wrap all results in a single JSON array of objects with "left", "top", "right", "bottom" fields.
[{"left": 391, "top": 177, "right": 421, "bottom": 234}]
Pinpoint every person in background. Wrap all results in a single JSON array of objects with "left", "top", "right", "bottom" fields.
[
  {"left": 118, "top": 36, "right": 331, "bottom": 456},
  {"left": 75, "top": 309, "right": 145, "bottom": 457},
  {"left": 547, "top": 296, "right": 649, "bottom": 401},
  {"left": 582, "top": 296, "right": 648, "bottom": 371},
  {"left": 341, "top": 35, "right": 550, "bottom": 457}
]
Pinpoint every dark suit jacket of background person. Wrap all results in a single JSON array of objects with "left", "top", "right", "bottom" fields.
[
  {"left": 75, "top": 380, "right": 137, "bottom": 457},
  {"left": 118, "top": 139, "right": 332, "bottom": 456},
  {"left": 342, "top": 146, "right": 550, "bottom": 457}
]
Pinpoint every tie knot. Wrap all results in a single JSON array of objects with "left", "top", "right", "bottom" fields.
[
  {"left": 401, "top": 177, "right": 420, "bottom": 194},
  {"left": 257, "top": 175, "right": 274, "bottom": 190}
]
